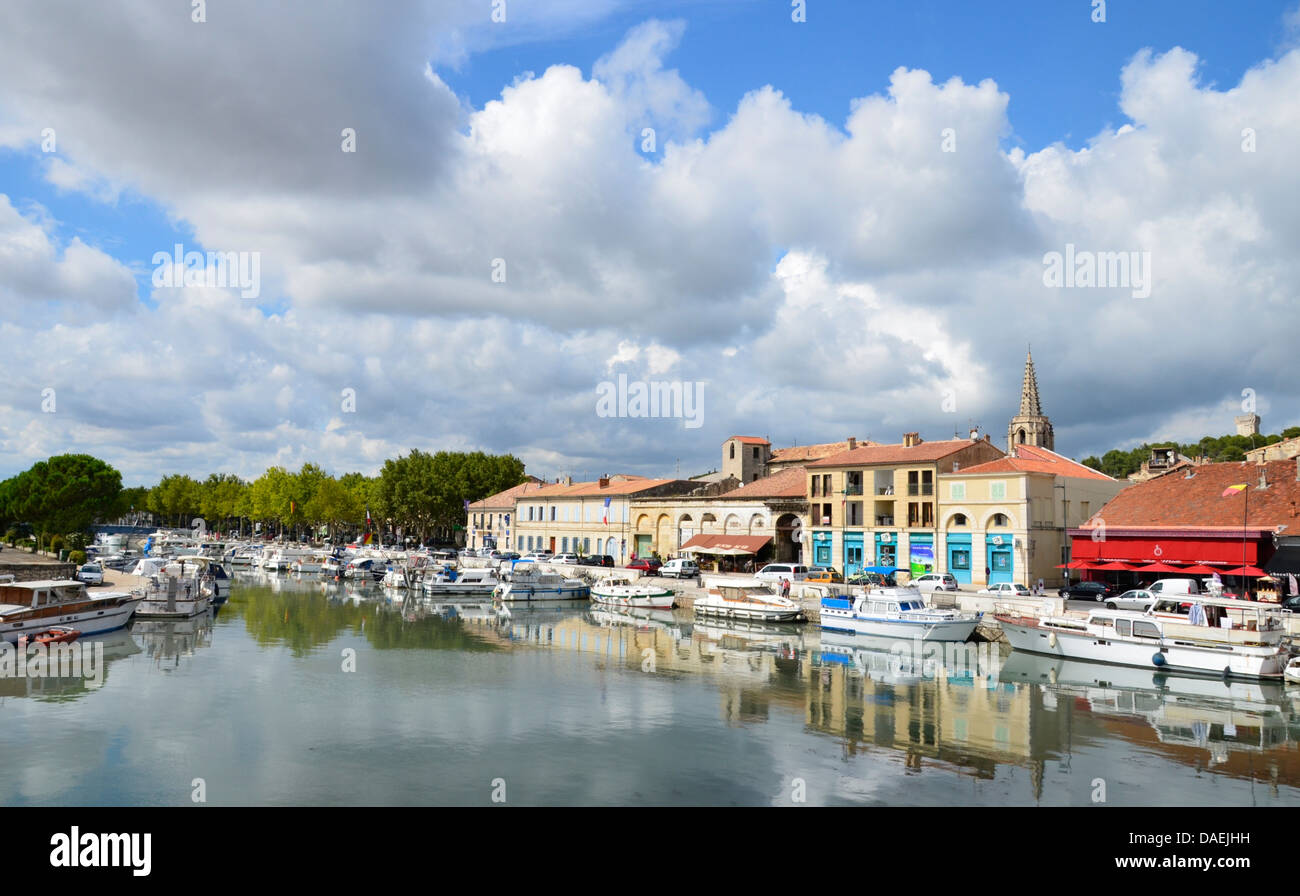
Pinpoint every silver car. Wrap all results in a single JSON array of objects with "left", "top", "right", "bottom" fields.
[{"left": 1105, "top": 589, "right": 1157, "bottom": 611}]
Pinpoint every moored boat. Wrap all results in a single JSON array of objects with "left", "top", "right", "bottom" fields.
[
  {"left": 820, "top": 586, "right": 978, "bottom": 641},
  {"left": 1286, "top": 656, "right": 1300, "bottom": 685},
  {"left": 995, "top": 597, "right": 1290, "bottom": 679},
  {"left": 493, "top": 564, "right": 590, "bottom": 601},
  {"left": 0, "top": 580, "right": 141, "bottom": 643},
  {"left": 590, "top": 575, "right": 675, "bottom": 610},
  {"left": 17, "top": 626, "right": 82, "bottom": 647},
  {"left": 693, "top": 580, "right": 805, "bottom": 622},
  {"left": 133, "top": 574, "right": 212, "bottom": 619}
]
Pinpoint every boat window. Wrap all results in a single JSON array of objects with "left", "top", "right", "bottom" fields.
[
  {"left": 1132, "top": 621, "right": 1160, "bottom": 639},
  {"left": 1115, "top": 619, "right": 1132, "bottom": 637},
  {"left": 1092, "top": 617, "right": 1112, "bottom": 627}
]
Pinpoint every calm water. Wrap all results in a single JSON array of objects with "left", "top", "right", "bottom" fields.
[{"left": 2, "top": 574, "right": 1298, "bottom": 806}]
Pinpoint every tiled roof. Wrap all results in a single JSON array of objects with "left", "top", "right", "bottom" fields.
[
  {"left": 467, "top": 477, "right": 544, "bottom": 510},
  {"left": 770, "top": 440, "right": 873, "bottom": 464},
  {"left": 1081, "top": 460, "right": 1300, "bottom": 529},
  {"left": 952, "top": 445, "right": 1116, "bottom": 481},
  {"left": 727, "top": 436, "right": 771, "bottom": 445},
  {"left": 808, "top": 439, "right": 995, "bottom": 468},
  {"left": 718, "top": 465, "right": 808, "bottom": 499},
  {"left": 515, "top": 476, "right": 690, "bottom": 498}
]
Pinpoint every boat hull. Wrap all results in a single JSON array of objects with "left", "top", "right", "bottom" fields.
[
  {"left": 820, "top": 612, "right": 978, "bottom": 641},
  {"left": 590, "top": 589, "right": 675, "bottom": 610},
  {"left": 1, "top": 597, "right": 141, "bottom": 643},
  {"left": 693, "top": 600, "right": 804, "bottom": 623},
  {"left": 999, "top": 617, "right": 1287, "bottom": 679},
  {"left": 496, "top": 585, "right": 590, "bottom": 602}
]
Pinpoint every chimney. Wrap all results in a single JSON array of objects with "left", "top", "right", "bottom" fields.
[
  {"left": 847, "top": 437, "right": 857, "bottom": 450},
  {"left": 1259, "top": 467, "right": 1268, "bottom": 490},
  {"left": 561, "top": 475, "right": 572, "bottom": 486},
  {"left": 969, "top": 427, "right": 979, "bottom": 441},
  {"left": 598, "top": 476, "right": 610, "bottom": 489},
  {"left": 902, "top": 432, "right": 921, "bottom": 448},
  {"left": 984, "top": 434, "right": 991, "bottom": 443}
]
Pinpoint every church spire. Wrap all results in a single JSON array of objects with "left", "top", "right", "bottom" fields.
[
  {"left": 1008, "top": 348, "right": 1054, "bottom": 453},
  {"left": 1019, "top": 349, "right": 1042, "bottom": 416}
]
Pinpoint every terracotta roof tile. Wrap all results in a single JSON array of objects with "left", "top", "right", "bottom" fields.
[
  {"left": 718, "top": 465, "right": 808, "bottom": 499},
  {"left": 1083, "top": 460, "right": 1300, "bottom": 529},
  {"left": 808, "top": 439, "right": 996, "bottom": 467},
  {"left": 770, "top": 440, "right": 874, "bottom": 464},
  {"left": 467, "top": 477, "right": 544, "bottom": 510},
  {"left": 727, "top": 436, "right": 771, "bottom": 445},
  {"left": 953, "top": 445, "right": 1116, "bottom": 481}
]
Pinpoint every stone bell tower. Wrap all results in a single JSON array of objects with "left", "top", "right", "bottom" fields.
[{"left": 1007, "top": 349, "right": 1054, "bottom": 453}]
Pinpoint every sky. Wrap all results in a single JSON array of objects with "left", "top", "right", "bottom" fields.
[{"left": 1, "top": 0, "right": 1298, "bottom": 486}]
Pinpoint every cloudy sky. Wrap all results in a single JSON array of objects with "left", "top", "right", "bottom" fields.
[{"left": 2, "top": 0, "right": 1298, "bottom": 486}]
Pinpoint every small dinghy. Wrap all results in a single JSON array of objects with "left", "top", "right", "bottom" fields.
[
  {"left": 18, "top": 627, "right": 82, "bottom": 647},
  {"left": 1286, "top": 656, "right": 1300, "bottom": 684}
]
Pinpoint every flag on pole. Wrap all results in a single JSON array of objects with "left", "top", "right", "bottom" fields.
[
  {"left": 363, "top": 505, "right": 374, "bottom": 545},
  {"left": 1221, "top": 483, "right": 1248, "bottom": 497},
  {"left": 602, "top": 497, "right": 611, "bottom": 525},
  {"left": 1288, "top": 573, "right": 1298, "bottom": 596},
  {"left": 290, "top": 500, "right": 296, "bottom": 515}
]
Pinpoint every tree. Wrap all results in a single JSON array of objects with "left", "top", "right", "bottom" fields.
[{"left": 1, "top": 455, "right": 122, "bottom": 548}]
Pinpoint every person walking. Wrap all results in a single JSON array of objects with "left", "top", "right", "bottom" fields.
[{"left": 780, "top": 577, "right": 791, "bottom": 600}]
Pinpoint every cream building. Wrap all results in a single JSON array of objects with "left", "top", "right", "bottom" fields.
[{"left": 939, "top": 444, "right": 1126, "bottom": 587}]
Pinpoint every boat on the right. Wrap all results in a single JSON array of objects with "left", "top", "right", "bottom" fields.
[{"left": 995, "top": 596, "right": 1292, "bottom": 680}]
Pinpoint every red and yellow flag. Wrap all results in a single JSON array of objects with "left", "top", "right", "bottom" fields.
[{"left": 1221, "top": 483, "right": 1247, "bottom": 497}]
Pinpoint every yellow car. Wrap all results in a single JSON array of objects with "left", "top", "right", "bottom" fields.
[{"left": 806, "top": 567, "right": 844, "bottom": 584}]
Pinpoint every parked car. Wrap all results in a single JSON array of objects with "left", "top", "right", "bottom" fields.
[
  {"left": 1059, "top": 580, "right": 1112, "bottom": 601},
  {"left": 1281, "top": 595, "right": 1300, "bottom": 612},
  {"left": 626, "top": 558, "right": 663, "bottom": 576},
  {"left": 1104, "top": 589, "right": 1158, "bottom": 611},
  {"left": 755, "top": 563, "right": 809, "bottom": 583},
  {"left": 914, "top": 573, "right": 959, "bottom": 593},
  {"left": 980, "top": 582, "right": 1031, "bottom": 597},
  {"left": 551, "top": 553, "right": 581, "bottom": 565},
  {"left": 660, "top": 558, "right": 699, "bottom": 578},
  {"left": 518, "top": 553, "right": 549, "bottom": 563},
  {"left": 806, "top": 567, "right": 844, "bottom": 584},
  {"left": 848, "top": 571, "right": 896, "bottom": 587},
  {"left": 1149, "top": 578, "right": 1201, "bottom": 596},
  {"left": 76, "top": 563, "right": 104, "bottom": 585}
]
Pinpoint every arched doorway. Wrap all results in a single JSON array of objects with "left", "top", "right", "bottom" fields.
[{"left": 774, "top": 513, "right": 801, "bottom": 563}]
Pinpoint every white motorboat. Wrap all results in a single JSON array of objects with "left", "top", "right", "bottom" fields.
[
  {"left": 1285, "top": 656, "right": 1300, "bottom": 684},
  {"left": 590, "top": 575, "right": 675, "bottom": 610},
  {"left": 166, "top": 556, "right": 231, "bottom": 604},
  {"left": 996, "top": 597, "right": 1291, "bottom": 679},
  {"left": 133, "top": 574, "right": 212, "bottom": 619},
  {"left": 420, "top": 567, "right": 499, "bottom": 596},
  {"left": 693, "top": 580, "right": 805, "bottom": 622},
  {"left": 493, "top": 564, "right": 590, "bottom": 601},
  {"left": 0, "top": 580, "right": 141, "bottom": 642},
  {"left": 820, "top": 586, "right": 978, "bottom": 641}
]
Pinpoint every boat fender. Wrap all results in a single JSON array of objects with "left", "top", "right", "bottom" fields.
[
  {"left": 1151, "top": 652, "right": 1165, "bottom": 667},
  {"left": 1048, "top": 632, "right": 1057, "bottom": 649}
]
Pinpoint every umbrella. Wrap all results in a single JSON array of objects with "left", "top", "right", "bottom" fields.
[
  {"left": 1095, "top": 561, "right": 1136, "bottom": 571},
  {"left": 1135, "top": 561, "right": 1183, "bottom": 573},
  {"left": 1179, "top": 564, "right": 1220, "bottom": 575},
  {"left": 1222, "top": 566, "right": 1267, "bottom": 577}
]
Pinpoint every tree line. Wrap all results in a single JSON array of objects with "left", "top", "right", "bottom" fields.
[
  {"left": 0, "top": 449, "right": 527, "bottom": 548},
  {"left": 1082, "top": 427, "right": 1300, "bottom": 480}
]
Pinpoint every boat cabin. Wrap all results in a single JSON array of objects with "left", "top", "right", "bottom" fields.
[{"left": 0, "top": 580, "right": 92, "bottom": 610}]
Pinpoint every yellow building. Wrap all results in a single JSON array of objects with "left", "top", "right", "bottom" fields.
[
  {"left": 465, "top": 477, "right": 542, "bottom": 551},
  {"left": 805, "top": 432, "right": 1005, "bottom": 579}
]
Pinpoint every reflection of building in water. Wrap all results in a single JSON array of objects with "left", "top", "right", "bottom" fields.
[{"left": 803, "top": 637, "right": 1036, "bottom": 777}]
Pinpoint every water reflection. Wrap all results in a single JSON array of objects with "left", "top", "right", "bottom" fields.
[
  {"left": 0, "top": 628, "right": 141, "bottom": 703},
  {"left": 132, "top": 608, "right": 216, "bottom": 671}
]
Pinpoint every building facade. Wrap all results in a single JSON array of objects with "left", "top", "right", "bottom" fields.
[
  {"left": 805, "top": 433, "right": 1006, "bottom": 579},
  {"left": 465, "top": 477, "right": 542, "bottom": 552}
]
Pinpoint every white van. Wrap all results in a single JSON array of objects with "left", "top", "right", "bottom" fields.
[
  {"left": 755, "top": 564, "right": 809, "bottom": 583},
  {"left": 1148, "top": 578, "right": 1200, "bottom": 596},
  {"left": 660, "top": 558, "right": 700, "bottom": 579}
]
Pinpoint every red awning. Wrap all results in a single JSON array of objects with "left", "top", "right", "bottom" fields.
[
  {"left": 678, "top": 534, "right": 772, "bottom": 555},
  {"left": 1094, "top": 561, "right": 1136, "bottom": 571},
  {"left": 1070, "top": 535, "right": 1260, "bottom": 565},
  {"left": 1135, "top": 562, "right": 1185, "bottom": 573},
  {"left": 1222, "top": 566, "right": 1268, "bottom": 577}
]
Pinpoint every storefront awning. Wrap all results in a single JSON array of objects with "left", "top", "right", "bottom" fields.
[
  {"left": 679, "top": 534, "right": 772, "bottom": 555},
  {"left": 1264, "top": 545, "right": 1300, "bottom": 576}
]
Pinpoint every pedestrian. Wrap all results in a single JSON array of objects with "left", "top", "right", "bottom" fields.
[
  {"left": 985, "top": 565, "right": 991, "bottom": 582},
  {"left": 1036, "top": 577, "right": 1044, "bottom": 595},
  {"left": 781, "top": 577, "right": 791, "bottom": 599}
]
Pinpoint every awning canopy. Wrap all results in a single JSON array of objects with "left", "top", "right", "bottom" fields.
[
  {"left": 679, "top": 534, "right": 772, "bottom": 556},
  {"left": 1222, "top": 565, "right": 1268, "bottom": 577},
  {"left": 1264, "top": 545, "right": 1300, "bottom": 576}
]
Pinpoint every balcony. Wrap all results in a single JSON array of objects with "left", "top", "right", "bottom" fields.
[
  {"left": 844, "top": 484, "right": 863, "bottom": 496},
  {"left": 875, "top": 516, "right": 894, "bottom": 526},
  {"left": 876, "top": 486, "right": 894, "bottom": 496}
]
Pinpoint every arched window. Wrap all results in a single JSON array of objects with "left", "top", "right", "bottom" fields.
[
  {"left": 992, "top": 513, "right": 1009, "bottom": 527},
  {"left": 953, "top": 513, "right": 967, "bottom": 526},
  {"left": 1018, "top": 429, "right": 1026, "bottom": 444}
]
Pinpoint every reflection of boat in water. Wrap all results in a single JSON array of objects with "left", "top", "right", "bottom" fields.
[
  {"left": 0, "top": 628, "right": 142, "bottom": 701},
  {"left": 818, "top": 630, "right": 999, "bottom": 684},
  {"left": 132, "top": 609, "right": 216, "bottom": 667},
  {"left": 998, "top": 651, "right": 1300, "bottom": 757},
  {"left": 411, "top": 599, "right": 510, "bottom": 624},
  {"left": 691, "top": 616, "right": 809, "bottom": 647},
  {"left": 587, "top": 605, "right": 682, "bottom": 636}
]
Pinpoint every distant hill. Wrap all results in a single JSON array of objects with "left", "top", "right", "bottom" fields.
[{"left": 1082, "top": 427, "right": 1300, "bottom": 480}]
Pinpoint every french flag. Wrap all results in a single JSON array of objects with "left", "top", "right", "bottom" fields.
[{"left": 602, "top": 497, "right": 611, "bottom": 525}]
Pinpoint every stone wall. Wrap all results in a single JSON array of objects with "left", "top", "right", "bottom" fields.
[{"left": 0, "top": 562, "right": 77, "bottom": 582}]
